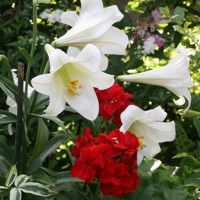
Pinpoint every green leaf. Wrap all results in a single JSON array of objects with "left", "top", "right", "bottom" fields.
[
  {"left": 27, "top": 135, "right": 71, "bottom": 174},
  {"left": 194, "top": 117, "right": 200, "bottom": 138},
  {"left": 0, "top": 110, "right": 17, "bottom": 124},
  {"left": 30, "top": 118, "right": 49, "bottom": 163},
  {"left": 18, "top": 47, "right": 31, "bottom": 63},
  {"left": 29, "top": 92, "right": 49, "bottom": 113},
  {"left": 20, "top": 182, "right": 57, "bottom": 197},
  {"left": 52, "top": 171, "right": 82, "bottom": 186},
  {"left": 14, "top": 174, "right": 30, "bottom": 187},
  {"left": 159, "top": 6, "right": 170, "bottom": 17},
  {"left": 152, "top": 181, "right": 193, "bottom": 200},
  {"left": 0, "top": 75, "right": 29, "bottom": 105},
  {"left": 125, "top": 177, "right": 154, "bottom": 200},
  {"left": 30, "top": 113, "right": 66, "bottom": 133},
  {"left": 0, "top": 79, "right": 16, "bottom": 101},
  {"left": 173, "top": 6, "right": 185, "bottom": 24},
  {"left": 0, "top": 156, "right": 11, "bottom": 176},
  {"left": 5, "top": 164, "right": 18, "bottom": 187},
  {"left": 173, "top": 152, "right": 200, "bottom": 166},
  {"left": 0, "top": 141, "right": 13, "bottom": 163},
  {"left": 10, "top": 188, "right": 22, "bottom": 200},
  {"left": 32, "top": 170, "right": 54, "bottom": 186}
]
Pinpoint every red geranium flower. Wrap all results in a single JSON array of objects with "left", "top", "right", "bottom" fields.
[
  {"left": 99, "top": 161, "right": 140, "bottom": 197},
  {"left": 71, "top": 127, "right": 95, "bottom": 158},
  {"left": 71, "top": 145, "right": 105, "bottom": 183},
  {"left": 95, "top": 83, "right": 133, "bottom": 126},
  {"left": 70, "top": 128, "right": 140, "bottom": 197}
]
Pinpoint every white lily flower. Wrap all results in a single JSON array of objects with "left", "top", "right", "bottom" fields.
[
  {"left": 120, "top": 105, "right": 176, "bottom": 165},
  {"left": 6, "top": 70, "right": 34, "bottom": 115},
  {"left": 31, "top": 44, "right": 114, "bottom": 120},
  {"left": 54, "top": 0, "right": 128, "bottom": 56},
  {"left": 117, "top": 46, "right": 194, "bottom": 112}
]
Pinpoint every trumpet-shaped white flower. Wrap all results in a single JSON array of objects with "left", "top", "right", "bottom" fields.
[
  {"left": 54, "top": 0, "right": 128, "bottom": 56},
  {"left": 120, "top": 105, "right": 176, "bottom": 165},
  {"left": 31, "top": 44, "right": 114, "bottom": 120},
  {"left": 6, "top": 70, "right": 34, "bottom": 115},
  {"left": 117, "top": 46, "right": 194, "bottom": 111}
]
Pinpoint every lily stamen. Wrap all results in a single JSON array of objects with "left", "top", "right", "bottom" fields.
[
  {"left": 66, "top": 80, "right": 82, "bottom": 96},
  {"left": 137, "top": 135, "right": 145, "bottom": 150}
]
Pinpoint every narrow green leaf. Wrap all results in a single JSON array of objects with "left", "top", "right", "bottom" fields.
[
  {"left": 52, "top": 171, "right": 82, "bottom": 186},
  {"left": 18, "top": 47, "right": 31, "bottom": 63},
  {"left": 0, "top": 141, "right": 13, "bottom": 163},
  {"left": 30, "top": 113, "right": 66, "bottom": 133},
  {"left": 0, "top": 156, "right": 11, "bottom": 176},
  {"left": 194, "top": 117, "right": 200, "bottom": 138},
  {"left": 32, "top": 170, "right": 54, "bottom": 186},
  {"left": 0, "top": 75, "right": 29, "bottom": 105},
  {"left": 30, "top": 118, "right": 49, "bottom": 163},
  {"left": 5, "top": 164, "right": 18, "bottom": 187},
  {"left": 14, "top": 174, "right": 30, "bottom": 187},
  {"left": 173, "top": 152, "right": 200, "bottom": 165},
  {"left": 0, "top": 110, "right": 17, "bottom": 124},
  {"left": 20, "top": 182, "right": 57, "bottom": 197},
  {"left": 27, "top": 135, "right": 70, "bottom": 174},
  {"left": 10, "top": 188, "right": 22, "bottom": 200}
]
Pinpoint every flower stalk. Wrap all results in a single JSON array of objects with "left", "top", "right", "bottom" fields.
[
  {"left": 13, "top": 62, "right": 24, "bottom": 172},
  {"left": 25, "top": 0, "right": 38, "bottom": 98}
]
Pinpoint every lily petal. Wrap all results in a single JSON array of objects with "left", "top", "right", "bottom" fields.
[
  {"left": 117, "top": 46, "right": 193, "bottom": 111},
  {"left": 92, "top": 27, "right": 129, "bottom": 55},
  {"left": 80, "top": 0, "right": 103, "bottom": 19},
  {"left": 61, "top": 11, "right": 79, "bottom": 26},
  {"left": 120, "top": 105, "right": 176, "bottom": 165}
]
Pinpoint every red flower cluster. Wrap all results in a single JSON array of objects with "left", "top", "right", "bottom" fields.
[
  {"left": 70, "top": 128, "right": 140, "bottom": 197},
  {"left": 95, "top": 83, "right": 133, "bottom": 126}
]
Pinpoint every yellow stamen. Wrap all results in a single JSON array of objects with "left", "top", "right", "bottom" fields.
[
  {"left": 137, "top": 135, "right": 145, "bottom": 150},
  {"left": 66, "top": 80, "right": 82, "bottom": 96}
]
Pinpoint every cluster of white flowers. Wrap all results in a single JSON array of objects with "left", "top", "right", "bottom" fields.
[
  {"left": 29, "top": 35, "right": 50, "bottom": 45},
  {"left": 39, "top": 9, "right": 64, "bottom": 23},
  {"left": 143, "top": 37, "right": 157, "bottom": 54}
]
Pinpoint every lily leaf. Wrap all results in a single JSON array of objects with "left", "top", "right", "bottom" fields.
[
  {"left": 30, "top": 113, "right": 66, "bottom": 133},
  {"left": 30, "top": 118, "right": 49, "bottom": 163},
  {"left": 27, "top": 135, "right": 71, "bottom": 174},
  {"left": 0, "top": 110, "right": 17, "bottom": 124}
]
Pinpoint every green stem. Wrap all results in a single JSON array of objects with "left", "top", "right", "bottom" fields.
[
  {"left": 0, "top": 55, "right": 14, "bottom": 83},
  {"left": 94, "top": 183, "right": 100, "bottom": 200},
  {"left": 25, "top": 0, "right": 38, "bottom": 97},
  {"left": 13, "top": 62, "right": 24, "bottom": 172}
]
